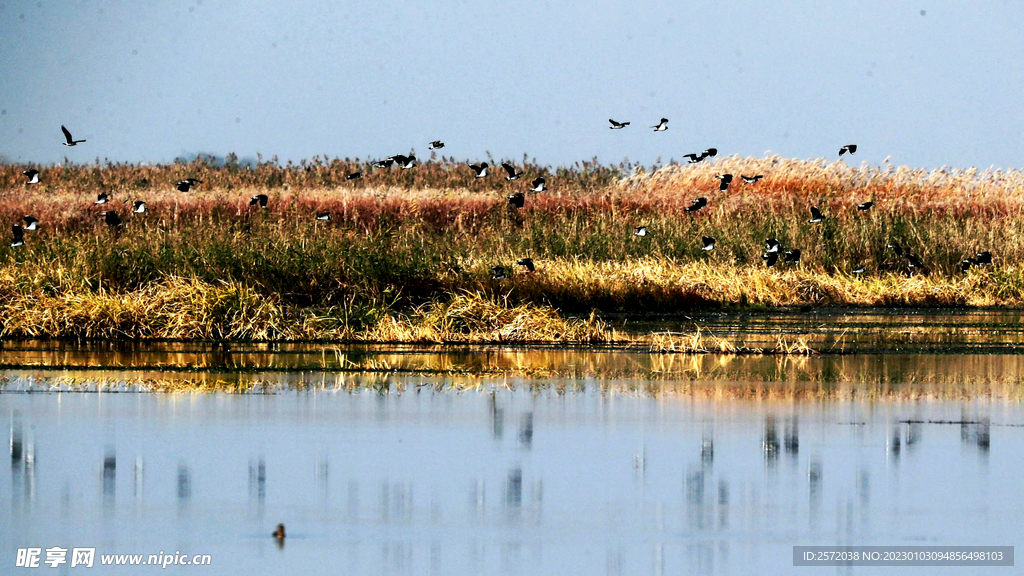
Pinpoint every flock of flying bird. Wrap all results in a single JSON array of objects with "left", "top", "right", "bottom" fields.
[{"left": 10, "top": 122, "right": 993, "bottom": 277}]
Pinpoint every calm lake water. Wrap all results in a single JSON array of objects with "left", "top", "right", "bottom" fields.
[{"left": 2, "top": 348, "right": 1022, "bottom": 575}]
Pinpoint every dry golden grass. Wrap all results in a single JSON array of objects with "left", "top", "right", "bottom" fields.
[{"left": 3, "top": 155, "right": 1024, "bottom": 342}]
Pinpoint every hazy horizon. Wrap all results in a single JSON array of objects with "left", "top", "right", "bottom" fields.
[{"left": 3, "top": 2, "right": 1023, "bottom": 170}]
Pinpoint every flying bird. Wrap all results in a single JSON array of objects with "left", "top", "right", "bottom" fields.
[
  {"left": 501, "top": 162, "right": 523, "bottom": 181},
  {"left": 133, "top": 201, "right": 147, "bottom": 213},
  {"left": 61, "top": 125, "right": 86, "bottom": 146},
  {"left": 839, "top": 144, "right": 857, "bottom": 156},
  {"left": 633, "top": 226, "right": 648, "bottom": 237},
  {"left": 701, "top": 236, "right": 716, "bottom": 251},
  {"left": 741, "top": 175, "right": 763, "bottom": 184},
  {"left": 507, "top": 192, "right": 525, "bottom": 209},
  {"left": 530, "top": 177, "right": 546, "bottom": 192},
  {"left": 608, "top": 119, "right": 630, "bottom": 129},
  {"left": 250, "top": 194, "right": 268, "bottom": 208},
  {"left": 683, "top": 153, "right": 702, "bottom": 163},
  {"left": 808, "top": 206, "right": 824, "bottom": 223},
  {"left": 651, "top": 118, "right": 668, "bottom": 131},
  {"left": 701, "top": 148, "right": 718, "bottom": 159},
  {"left": 10, "top": 225, "right": 24, "bottom": 247},
  {"left": 516, "top": 258, "right": 535, "bottom": 272},
  {"left": 389, "top": 154, "right": 416, "bottom": 169},
  {"left": 372, "top": 158, "right": 395, "bottom": 169},
  {"left": 491, "top": 266, "right": 507, "bottom": 280},
  {"left": 23, "top": 216, "right": 39, "bottom": 231},
  {"left": 315, "top": 212, "right": 331, "bottom": 221},
  {"left": 102, "top": 210, "right": 122, "bottom": 227},
  {"left": 975, "top": 251, "right": 992, "bottom": 265},
  {"left": 176, "top": 178, "right": 201, "bottom": 192},
  {"left": 23, "top": 169, "right": 39, "bottom": 184},
  {"left": 857, "top": 201, "right": 874, "bottom": 211},
  {"left": 428, "top": 140, "right": 445, "bottom": 150},
  {"left": 763, "top": 251, "right": 779, "bottom": 268},
  {"left": 685, "top": 197, "right": 708, "bottom": 212},
  {"left": 716, "top": 174, "right": 733, "bottom": 191},
  {"left": 94, "top": 193, "right": 109, "bottom": 205},
  {"left": 470, "top": 163, "right": 489, "bottom": 178},
  {"left": 784, "top": 249, "right": 802, "bottom": 264},
  {"left": 346, "top": 171, "right": 362, "bottom": 180}
]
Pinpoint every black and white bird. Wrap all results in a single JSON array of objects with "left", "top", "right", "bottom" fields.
[
  {"left": 839, "top": 144, "right": 857, "bottom": 156},
  {"left": 784, "top": 249, "right": 802, "bottom": 264},
  {"left": 608, "top": 119, "right": 630, "bottom": 129},
  {"left": 765, "top": 238, "right": 781, "bottom": 253},
  {"left": 808, "top": 206, "right": 824, "bottom": 223},
  {"left": 961, "top": 258, "right": 977, "bottom": 273},
  {"left": 10, "top": 225, "right": 24, "bottom": 247},
  {"left": 23, "top": 216, "right": 39, "bottom": 231},
  {"left": 346, "top": 171, "right": 362, "bottom": 180},
  {"left": 94, "top": 193, "right": 109, "bottom": 205},
  {"left": 470, "top": 163, "right": 489, "bottom": 178},
  {"left": 501, "top": 162, "right": 523, "bottom": 181},
  {"left": 852, "top": 265, "right": 866, "bottom": 275},
  {"left": 530, "top": 177, "right": 546, "bottom": 192},
  {"left": 491, "top": 266, "right": 507, "bottom": 280},
  {"left": 716, "top": 174, "right": 733, "bottom": 191},
  {"left": 763, "top": 251, "right": 779, "bottom": 268},
  {"left": 857, "top": 201, "right": 874, "bottom": 211},
  {"left": 176, "top": 178, "right": 201, "bottom": 192},
  {"left": 701, "top": 236, "right": 716, "bottom": 251},
  {"left": 390, "top": 154, "right": 416, "bottom": 169},
  {"left": 507, "top": 192, "right": 525, "bottom": 209},
  {"left": 651, "top": 118, "right": 668, "bottom": 132},
  {"left": 907, "top": 254, "right": 925, "bottom": 270},
  {"left": 516, "top": 258, "right": 535, "bottom": 272},
  {"left": 102, "top": 210, "right": 122, "bottom": 227},
  {"left": 315, "top": 212, "right": 331, "bottom": 221},
  {"left": 683, "top": 153, "right": 702, "bottom": 163},
  {"left": 250, "top": 194, "right": 269, "bottom": 208},
  {"left": 701, "top": 148, "right": 718, "bottom": 160},
  {"left": 887, "top": 242, "right": 903, "bottom": 257},
  {"left": 975, "top": 251, "right": 992, "bottom": 265},
  {"left": 685, "top": 197, "right": 708, "bottom": 212},
  {"left": 132, "top": 201, "right": 147, "bottom": 213},
  {"left": 23, "top": 169, "right": 39, "bottom": 184},
  {"left": 372, "top": 158, "right": 395, "bottom": 169},
  {"left": 741, "top": 175, "right": 763, "bottom": 184},
  {"left": 634, "top": 226, "right": 648, "bottom": 237},
  {"left": 61, "top": 125, "right": 86, "bottom": 146},
  {"left": 428, "top": 140, "right": 445, "bottom": 150}
]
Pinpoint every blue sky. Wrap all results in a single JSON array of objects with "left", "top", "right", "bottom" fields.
[{"left": 1, "top": 1, "right": 1022, "bottom": 169}]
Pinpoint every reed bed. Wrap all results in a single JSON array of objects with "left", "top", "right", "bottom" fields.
[{"left": 2, "top": 155, "right": 1024, "bottom": 341}]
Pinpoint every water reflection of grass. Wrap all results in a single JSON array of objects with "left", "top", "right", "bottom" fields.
[
  {"left": 6, "top": 353, "right": 1024, "bottom": 398},
  {"left": 4, "top": 157, "right": 1024, "bottom": 342}
]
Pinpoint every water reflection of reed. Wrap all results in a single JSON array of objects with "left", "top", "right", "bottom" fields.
[{"left": 5, "top": 351, "right": 1024, "bottom": 399}]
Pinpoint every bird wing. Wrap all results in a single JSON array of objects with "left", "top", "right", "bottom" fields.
[
  {"left": 61, "top": 125, "right": 73, "bottom": 143},
  {"left": 502, "top": 163, "right": 515, "bottom": 177},
  {"left": 810, "top": 206, "right": 823, "bottom": 218}
]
